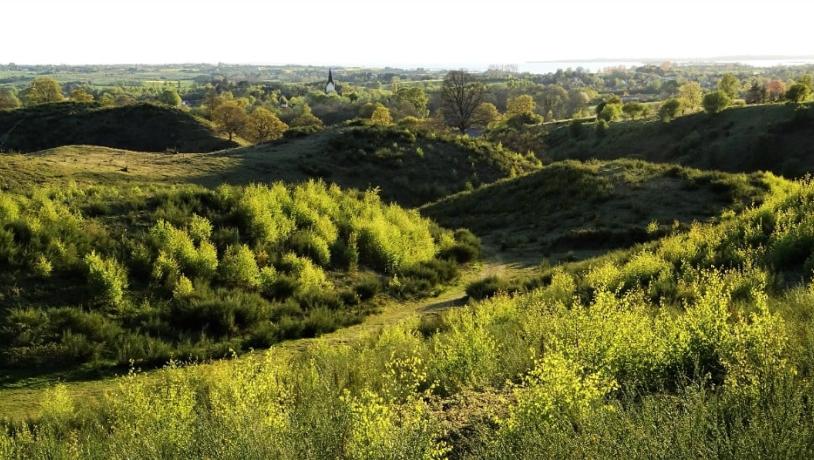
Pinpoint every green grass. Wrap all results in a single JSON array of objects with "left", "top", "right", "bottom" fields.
[
  {"left": 422, "top": 158, "right": 783, "bottom": 263},
  {"left": 0, "top": 102, "right": 237, "bottom": 153},
  {"left": 0, "top": 124, "right": 541, "bottom": 207},
  {"left": 491, "top": 102, "right": 814, "bottom": 178}
]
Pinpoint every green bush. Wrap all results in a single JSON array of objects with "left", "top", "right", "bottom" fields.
[{"left": 84, "top": 251, "right": 128, "bottom": 308}]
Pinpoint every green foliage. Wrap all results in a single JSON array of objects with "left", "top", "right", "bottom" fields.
[
  {"left": 83, "top": 251, "right": 128, "bottom": 308},
  {"left": 0, "top": 180, "right": 472, "bottom": 371},
  {"left": 786, "top": 83, "right": 813, "bottom": 103},
  {"left": 703, "top": 91, "right": 731, "bottom": 114},
  {"left": 658, "top": 98, "right": 682, "bottom": 122}
]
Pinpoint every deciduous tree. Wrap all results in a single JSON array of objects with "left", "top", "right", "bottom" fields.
[
  {"left": 440, "top": 71, "right": 485, "bottom": 132},
  {"left": 658, "top": 98, "right": 682, "bottom": 122},
  {"left": 677, "top": 82, "right": 703, "bottom": 112},
  {"left": 0, "top": 88, "right": 21, "bottom": 110},
  {"left": 718, "top": 74, "right": 741, "bottom": 100},
  {"left": 786, "top": 83, "right": 813, "bottom": 104},
  {"left": 703, "top": 91, "right": 731, "bottom": 114},
  {"left": 212, "top": 101, "right": 249, "bottom": 141},
  {"left": 246, "top": 107, "right": 288, "bottom": 142},
  {"left": 70, "top": 88, "right": 94, "bottom": 103},
  {"left": 23, "top": 77, "right": 64, "bottom": 105},
  {"left": 158, "top": 89, "right": 182, "bottom": 107},
  {"left": 506, "top": 95, "right": 536, "bottom": 117},
  {"left": 370, "top": 105, "right": 393, "bottom": 125},
  {"left": 472, "top": 102, "right": 500, "bottom": 128}
]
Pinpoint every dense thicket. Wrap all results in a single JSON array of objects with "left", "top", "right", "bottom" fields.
[{"left": 0, "top": 181, "right": 476, "bottom": 371}]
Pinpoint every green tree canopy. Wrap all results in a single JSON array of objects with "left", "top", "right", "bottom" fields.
[
  {"left": 677, "top": 82, "right": 703, "bottom": 111},
  {"left": 658, "top": 98, "right": 683, "bottom": 122},
  {"left": 212, "top": 101, "right": 249, "bottom": 141},
  {"left": 703, "top": 91, "right": 731, "bottom": 114},
  {"left": 23, "top": 77, "right": 64, "bottom": 105},
  {"left": 718, "top": 74, "right": 741, "bottom": 100},
  {"left": 0, "top": 88, "right": 21, "bottom": 110},
  {"left": 158, "top": 89, "right": 182, "bottom": 107},
  {"left": 370, "top": 105, "right": 393, "bottom": 125},
  {"left": 506, "top": 95, "right": 536, "bottom": 117},
  {"left": 786, "top": 83, "right": 813, "bottom": 104},
  {"left": 246, "top": 107, "right": 288, "bottom": 143},
  {"left": 70, "top": 88, "right": 94, "bottom": 103}
]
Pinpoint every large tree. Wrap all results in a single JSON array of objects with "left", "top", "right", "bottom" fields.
[
  {"left": 440, "top": 71, "right": 485, "bottom": 132},
  {"left": 246, "top": 107, "right": 288, "bottom": 142},
  {"left": 212, "top": 101, "right": 248, "bottom": 141},
  {"left": 23, "top": 77, "right": 64, "bottom": 105}
]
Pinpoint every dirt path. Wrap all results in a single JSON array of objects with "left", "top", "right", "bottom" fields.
[{"left": 0, "top": 253, "right": 533, "bottom": 422}]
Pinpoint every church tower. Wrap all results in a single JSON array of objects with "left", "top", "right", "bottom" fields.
[{"left": 325, "top": 68, "right": 336, "bottom": 94}]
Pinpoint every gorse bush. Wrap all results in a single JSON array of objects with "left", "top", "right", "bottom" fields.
[{"left": 0, "top": 180, "right": 472, "bottom": 371}]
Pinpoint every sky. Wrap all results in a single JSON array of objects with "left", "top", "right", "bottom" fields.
[{"left": 2, "top": 0, "right": 813, "bottom": 68}]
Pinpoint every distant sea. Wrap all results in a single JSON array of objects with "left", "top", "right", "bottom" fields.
[{"left": 502, "top": 58, "right": 814, "bottom": 74}]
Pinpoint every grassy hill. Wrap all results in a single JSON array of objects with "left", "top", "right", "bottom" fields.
[
  {"left": 0, "top": 125, "right": 541, "bottom": 207},
  {"left": 0, "top": 103, "right": 237, "bottom": 153},
  {"left": 2, "top": 171, "right": 814, "bottom": 458},
  {"left": 492, "top": 103, "right": 814, "bottom": 177},
  {"left": 422, "top": 159, "right": 782, "bottom": 262}
]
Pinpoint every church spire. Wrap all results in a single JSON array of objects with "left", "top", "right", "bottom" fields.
[
  {"left": 328, "top": 68, "right": 334, "bottom": 84},
  {"left": 325, "top": 68, "right": 336, "bottom": 93}
]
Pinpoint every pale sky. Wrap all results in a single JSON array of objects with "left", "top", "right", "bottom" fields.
[{"left": 1, "top": 0, "right": 812, "bottom": 68}]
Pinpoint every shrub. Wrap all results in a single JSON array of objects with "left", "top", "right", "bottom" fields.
[
  {"left": 84, "top": 251, "right": 128, "bottom": 308},
  {"left": 220, "top": 244, "right": 260, "bottom": 289}
]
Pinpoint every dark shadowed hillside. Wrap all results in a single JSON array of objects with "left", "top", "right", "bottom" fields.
[
  {"left": 0, "top": 103, "right": 237, "bottom": 153},
  {"left": 422, "top": 159, "right": 781, "bottom": 262},
  {"left": 493, "top": 103, "right": 814, "bottom": 178}
]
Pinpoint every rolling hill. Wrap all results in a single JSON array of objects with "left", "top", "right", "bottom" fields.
[
  {"left": 0, "top": 102, "right": 237, "bottom": 153},
  {"left": 0, "top": 125, "right": 541, "bottom": 207},
  {"left": 493, "top": 103, "right": 814, "bottom": 178},
  {"left": 422, "top": 159, "right": 783, "bottom": 262}
]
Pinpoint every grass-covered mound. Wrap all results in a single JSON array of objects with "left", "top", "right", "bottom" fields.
[
  {"left": 490, "top": 103, "right": 814, "bottom": 178},
  {"left": 0, "top": 102, "right": 237, "bottom": 153},
  {"left": 3, "top": 178, "right": 814, "bottom": 458},
  {"left": 423, "top": 159, "right": 780, "bottom": 262},
  {"left": 0, "top": 180, "right": 477, "bottom": 375},
  {"left": 225, "top": 124, "right": 541, "bottom": 206},
  {"left": 0, "top": 125, "right": 540, "bottom": 207}
]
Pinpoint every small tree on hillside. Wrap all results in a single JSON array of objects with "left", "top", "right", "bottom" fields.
[
  {"left": 70, "top": 88, "right": 94, "bottom": 103},
  {"left": 158, "top": 88, "right": 182, "bottom": 107},
  {"left": 506, "top": 95, "right": 536, "bottom": 117},
  {"left": 23, "top": 77, "right": 64, "bottom": 105},
  {"left": 677, "top": 82, "right": 703, "bottom": 112},
  {"left": 246, "top": 107, "right": 288, "bottom": 142},
  {"left": 472, "top": 102, "right": 501, "bottom": 128},
  {"left": 658, "top": 98, "right": 682, "bottom": 122},
  {"left": 786, "top": 83, "right": 813, "bottom": 104},
  {"left": 370, "top": 105, "right": 393, "bottom": 125},
  {"left": 598, "top": 101, "right": 623, "bottom": 122},
  {"left": 212, "top": 101, "right": 249, "bottom": 141},
  {"left": 703, "top": 91, "right": 731, "bottom": 114},
  {"left": 290, "top": 104, "right": 324, "bottom": 129},
  {"left": 718, "top": 74, "right": 741, "bottom": 100},
  {"left": 0, "top": 88, "right": 21, "bottom": 110},
  {"left": 440, "top": 70, "right": 485, "bottom": 132}
]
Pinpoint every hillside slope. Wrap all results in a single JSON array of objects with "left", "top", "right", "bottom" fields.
[
  {"left": 422, "top": 159, "right": 781, "bottom": 262},
  {"left": 493, "top": 103, "right": 814, "bottom": 177},
  {"left": 0, "top": 103, "right": 237, "bottom": 153},
  {"left": 0, "top": 126, "right": 541, "bottom": 207}
]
